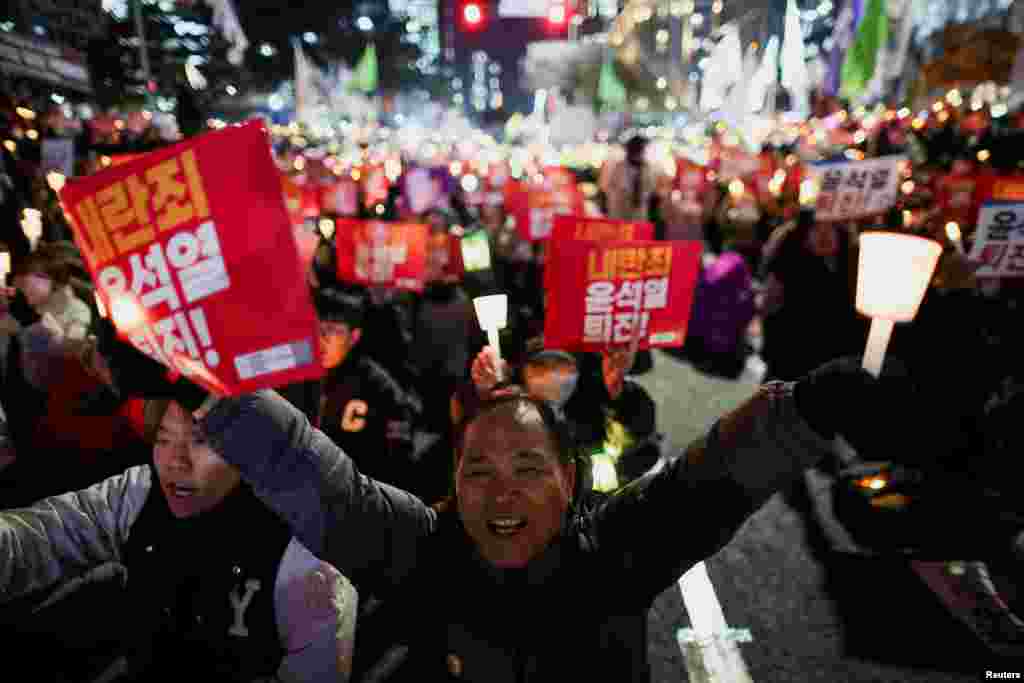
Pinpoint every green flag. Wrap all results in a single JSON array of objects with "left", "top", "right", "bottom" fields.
[
  {"left": 598, "top": 56, "right": 627, "bottom": 109},
  {"left": 351, "top": 43, "right": 378, "bottom": 94},
  {"left": 840, "top": 0, "right": 888, "bottom": 101}
]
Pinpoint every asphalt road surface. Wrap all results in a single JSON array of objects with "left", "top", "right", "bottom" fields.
[{"left": 636, "top": 349, "right": 1014, "bottom": 683}]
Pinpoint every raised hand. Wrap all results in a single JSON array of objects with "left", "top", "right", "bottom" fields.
[
  {"left": 470, "top": 345, "right": 508, "bottom": 400},
  {"left": 78, "top": 317, "right": 208, "bottom": 413}
]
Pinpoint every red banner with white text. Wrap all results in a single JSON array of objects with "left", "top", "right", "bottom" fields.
[
  {"left": 543, "top": 239, "right": 701, "bottom": 352},
  {"left": 335, "top": 219, "right": 429, "bottom": 292},
  {"left": 59, "top": 119, "right": 323, "bottom": 395}
]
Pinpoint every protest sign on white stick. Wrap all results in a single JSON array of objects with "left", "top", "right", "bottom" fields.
[{"left": 969, "top": 202, "right": 1024, "bottom": 278}]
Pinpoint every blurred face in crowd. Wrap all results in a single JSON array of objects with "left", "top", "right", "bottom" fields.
[
  {"left": 14, "top": 271, "right": 53, "bottom": 307},
  {"left": 806, "top": 222, "right": 840, "bottom": 259},
  {"left": 480, "top": 204, "right": 504, "bottom": 231},
  {"left": 320, "top": 320, "right": 361, "bottom": 369},
  {"left": 427, "top": 233, "right": 450, "bottom": 283},
  {"left": 456, "top": 401, "right": 576, "bottom": 569},
  {"left": 154, "top": 401, "right": 241, "bottom": 518}
]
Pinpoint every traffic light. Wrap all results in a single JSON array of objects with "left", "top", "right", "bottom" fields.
[{"left": 459, "top": 0, "right": 487, "bottom": 31}]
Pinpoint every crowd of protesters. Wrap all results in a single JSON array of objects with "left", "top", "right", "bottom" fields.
[{"left": 1, "top": 103, "right": 1023, "bottom": 681}]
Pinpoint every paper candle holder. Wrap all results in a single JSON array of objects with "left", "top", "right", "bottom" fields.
[
  {"left": 474, "top": 294, "right": 509, "bottom": 368},
  {"left": 473, "top": 294, "right": 508, "bottom": 331},
  {"left": 856, "top": 231, "right": 942, "bottom": 377}
]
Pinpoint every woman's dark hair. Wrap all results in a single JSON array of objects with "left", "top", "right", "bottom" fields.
[
  {"left": 142, "top": 399, "right": 174, "bottom": 444},
  {"left": 763, "top": 209, "right": 854, "bottom": 279},
  {"left": 11, "top": 241, "right": 88, "bottom": 286},
  {"left": 454, "top": 387, "right": 581, "bottom": 468}
]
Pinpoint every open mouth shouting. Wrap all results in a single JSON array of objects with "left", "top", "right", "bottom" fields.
[
  {"left": 167, "top": 482, "right": 199, "bottom": 498},
  {"left": 487, "top": 516, "right": 528, "bottom": 536},
  {"left": 163, "top": 480, "right": 204, "bottom": 517}
]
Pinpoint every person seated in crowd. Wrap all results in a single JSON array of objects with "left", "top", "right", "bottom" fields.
[
  {"left": 0, "top": 363, "right": 357, "bottom": 682},
  {"left": 281, "top": 285, "right": 424, "bottom": 500},
  {"left": 81, "top": 314, "right": 917, "bottom": 681},
  {"left": 758, "top": 208, "right": 866, "bottom": 381},
  {"left": 1, "top": 241, "right": 93, "bottom": 390},
  {"left": 0, "top": 242, "right": 146, "bottom": 505}
]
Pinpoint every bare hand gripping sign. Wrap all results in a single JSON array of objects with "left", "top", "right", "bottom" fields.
[{"left": 59, "top": 120, "right": 324, "bottom": 395}]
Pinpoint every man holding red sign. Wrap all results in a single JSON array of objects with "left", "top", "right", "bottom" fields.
[{"left": 70, "top": 322, "right": 925, "bottom": 681}]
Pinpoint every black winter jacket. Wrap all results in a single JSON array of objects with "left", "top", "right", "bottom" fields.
[{"left": 199, "top": 383, "right": 833, "bottom": 681}]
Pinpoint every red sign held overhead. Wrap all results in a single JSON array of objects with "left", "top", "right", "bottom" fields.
[
  {"left": 59, "top": 119, "right": 323, "bottom": 396},
  {"left": 508, "top": 173, "right": 585, "bottom": 241},
  {"left": 544, "top": 214, "right": 654, "bottom": 296},
  {"left": 543, "top": 239, "right": 701, "bottom": 353},
  {"left": 334, "top": 220, "right": 429, "bottom": 292}
]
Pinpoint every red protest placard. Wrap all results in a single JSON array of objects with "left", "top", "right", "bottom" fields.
[
  {"left": 551, "top": 215, "right": 654, "bottom": 243},
  {"left": 543, "top": 240, "right": 701, "bottom": 353},
  {"left": 363, "top": 166, "right": 390, "bottom": 209},
  {"left": 301, "top": 184, "right": 321, "bottom": 218},
  {"left": 294, "top": 225, "right": 320, "bottom": 275},
  {"left": 544, "top": 215, "right": 655, "bottom": 292},
  {"left": 59, "top": 119, "right": 323, "bottom": 395},
  {"left": 511, "top": 182, "right": 585, "bottom": 241},
  {"left": 108, "top": 153, "right": 146, "bottom": 168},
  {"left": 280, "top": 173, "right": 305, "bottom": 227},
  {"left": 321, "top": 179, "right": 359, "bottom": 216},
  {"left": 335, "top": 219, "right": 428, "bottom": 292}
]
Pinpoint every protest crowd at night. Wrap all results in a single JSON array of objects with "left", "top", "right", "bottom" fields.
[{"left": 2, "top": 0, "right": 1024, "bottom": 680}]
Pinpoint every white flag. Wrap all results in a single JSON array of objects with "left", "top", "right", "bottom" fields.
[
  {"left": 700, "top": 24, "right": 743, "bottom": 112},
  {"left": 202, "top": 0, "right": 249, "bottom": 66},
  {"left": 780, "top": 0, "right": 809, "bottom": 116},
  {"left": 749, "top": 36, "right": 780, "bottom": 114},
  {"left": 294, "top": 43, "right": 326, "bottom": 128}
]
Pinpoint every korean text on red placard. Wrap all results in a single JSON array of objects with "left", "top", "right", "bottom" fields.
[{"left": 582, "top": 245, "right": 672, "bottom": 345}]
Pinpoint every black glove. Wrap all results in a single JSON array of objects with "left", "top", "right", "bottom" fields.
[
  {"left": 77, "top": 317, "right": 208, "bottom": 414},
  {"left": 794, "top": 356, "right": 915, "bottom": 457},
  {"left": 7, "top": 289, "right": 41, "bottom": 327}
]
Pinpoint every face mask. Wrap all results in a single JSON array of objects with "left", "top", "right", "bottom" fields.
[{"left": 525, "top": 366, "right": 579, "bottom": 409}]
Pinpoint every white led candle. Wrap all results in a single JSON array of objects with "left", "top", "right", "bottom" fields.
[
  {"left": 473, "top": 294, "right": 508, "bottom": 368},
  {"left": 856, "top": 232, "right": 942, "bottom": 377}
]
